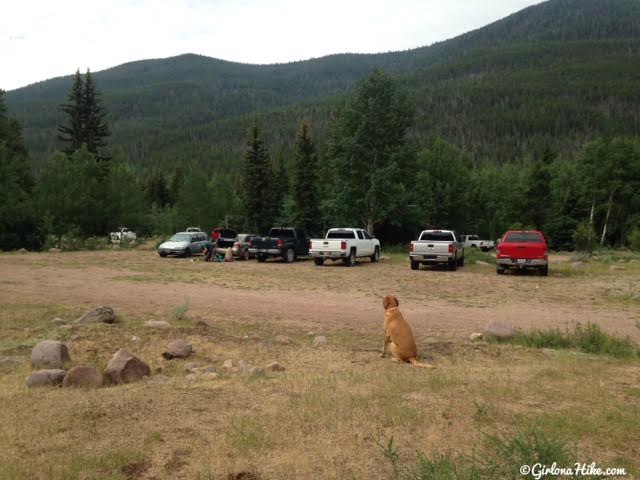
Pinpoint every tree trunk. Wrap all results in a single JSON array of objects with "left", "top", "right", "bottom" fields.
[
  {"left": 600, "top": 193, "right": 613, "bottom": 245},
  {"left": 589, "top": 199, "right": 595, "bottom": 225},
  {"left": 367, "top": 219, "right": 374, "bottom": 236}
]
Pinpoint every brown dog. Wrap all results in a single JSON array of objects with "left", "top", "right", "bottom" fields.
[{"left": 381, "top": 295, "right": 434, "bottom": 368}]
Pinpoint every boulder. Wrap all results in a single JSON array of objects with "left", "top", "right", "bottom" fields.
[
  {"left": 266, "top": 361, "right": 285, "bottom": 372},
  {"left": 63, "top": 366, "right": 103, "bottom": 388},
  {"left": 162, "top": 339, "right": 193, "bottom": 360},
  {"left": 25, "top": 369, "right": 67, "bottom": 388},
  {"left": 104, "top": 349, "right": 151, "bottom": 384},
  {"left": 31, "top": 340, "right": 70, "bottom": 369},
  {"left": 312, "top": 335, "right": 328, "bottom": 348},
  {"left": 144, "top": 320, "right": 170, "bottom": 328},
  {"left": 483, "top": 321, "right": 517, "bottom": 340},
  {"left": 74, "top": 306, "right": 117, "bottom": 325}
]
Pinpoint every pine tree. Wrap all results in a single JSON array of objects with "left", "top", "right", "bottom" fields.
[
  {"left": 291, "top": 120, "right": 319, "bottom": 235},
  {"left": 57, "top": 70, "right": 84, "bottom": 155},
  {"left": 83, "top": 70, "right": 110, "bottom": 159},
  {"left": 241, "top": 121, "right": 272, "bottom": 232}
]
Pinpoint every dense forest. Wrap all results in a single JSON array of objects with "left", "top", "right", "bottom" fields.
[{"left": 2, "top": 0, "right": 640, "bottom": 250}]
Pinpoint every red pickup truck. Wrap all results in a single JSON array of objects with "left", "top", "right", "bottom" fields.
[{"left": 496, "top": 230, "right": 548, "bottom": 276}]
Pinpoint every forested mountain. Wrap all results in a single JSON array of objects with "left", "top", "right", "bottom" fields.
[{"left": 6, "top": 0, "right": 640, "bottom": 170}]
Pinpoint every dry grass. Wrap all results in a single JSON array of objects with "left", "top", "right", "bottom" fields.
[{"left": 0, "top": 250, "right": 639, "bottom": 479}]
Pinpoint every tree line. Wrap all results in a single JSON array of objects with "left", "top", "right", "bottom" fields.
[{"left": 1, "top": 69, "right": 639, "bottom": 251}]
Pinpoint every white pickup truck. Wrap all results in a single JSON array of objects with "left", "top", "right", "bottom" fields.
[
  {"left": 409, "top": 229, "right": 464, "bottom": 271},
  {"left": 461, "top": 235, "right": 494, "bottom": 252},
  {"left": 110, "top": 227, "right": 137, "bottom": 244},
  {"left": 309, "top": 228, "right": 381, "bottom": 267}
]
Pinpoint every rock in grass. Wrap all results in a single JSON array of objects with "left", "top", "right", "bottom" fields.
[
  {"left": 469, "top": 333, "right": 483, "bottom": 342},
  {"left": 312, "top": 335, "right": 327, "bottom": 348},
  {"left": 222, "top": 359, "right": 233, "bottom": 369},
  {"left": 63, "top": 366, "right": 103, "bottom": 388},
  {"left": 104, "top": 349, "right": 151, "bottom": 384},
  {"left": 144, "top": 320, "right": 170, "bottom": 329},
  {"left": 483, "top": 321, "right": 517, "bottom": 340},
  {"left": 26, "top": 369, "right": 67, "bottom": 387},
  {"left": 162, "top": 339, "right": 193, "bottom": 360},
  {"left": 266, "top": 361, "right": 285, "bottom": 372},
  {"left": 31, "top": 340, "right": 71, "bottom": 369},
  {"left": 74, "top": 306, "right": 117, "bottom": 325},
  {"left": 51, "top": 317, "right": 66, "bottom": 326}
]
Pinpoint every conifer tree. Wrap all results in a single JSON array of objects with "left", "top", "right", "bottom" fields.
[
  {"left": 291, "top": 120, "right": 319, "bottom": 234},
  {"left": 57, "top": 70, "right": 84, "bottom": 155},
  {"left": 83, "top": 70, "right": 110, "bottom": 159},
  {"left": 241, "top": 121, "right": 272, "bottom": 232}
]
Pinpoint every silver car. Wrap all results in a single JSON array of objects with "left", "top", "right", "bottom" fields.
[{"left": 158, "top": 232, "right": 210, "bottom": 258}]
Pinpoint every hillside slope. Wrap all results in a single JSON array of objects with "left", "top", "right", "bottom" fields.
[{"left": 6, "top": 0, "right": 640, "bottom": 168}]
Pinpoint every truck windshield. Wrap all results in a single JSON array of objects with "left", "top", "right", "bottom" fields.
[
  {"left": 504, "top": 232, "right": 544, "bottom": 243},
  {"left": 420, "top": 232, "right": 454, "bottom": 241},
  {"left": 269, "top": 229, "right": 294, "bottom": 238},
  {"left": 327, "top": 230, "right": 356, "bottom": 239}
]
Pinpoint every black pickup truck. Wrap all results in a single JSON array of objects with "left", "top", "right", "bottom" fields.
[{"left": 249, "top": 227, "right": 309, "bottom": 263}]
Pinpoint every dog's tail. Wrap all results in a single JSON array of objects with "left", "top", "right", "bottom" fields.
[{"left": 409, "top": 357, "right": 435, "bottom": 368}]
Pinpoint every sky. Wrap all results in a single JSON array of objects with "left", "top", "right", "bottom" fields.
[{"left": 1, "top": 0, "right": 542, "bottom": 91}]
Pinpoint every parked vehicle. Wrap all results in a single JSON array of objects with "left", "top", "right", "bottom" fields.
[
  {"left": 309, "top": 228, "right": 380, "bottom": 267},
  {"left": 409, "top": 230, "right": 464, "bottom": 271},
  {"left": 232, "top": 234, "right": 256, "bottom": 260},
  {"left": 109, "top": 227, "right": 136, "bottom": 244},
  {"left": 496, "top": 230, "right": 548, "bottom": 276},
  {"left": 211, "top": 227, "right": 238, "bottom": 250},
  {"left": 157, "top": 231, "right": 210, "bottom": 257},
  {"left": 249, "top": 227, "right": 308, "bottom": 263},
  {"left": 185, "top": 226, "right": 202, "bottom": 232},
  {"left": 461, "top": 234, "right": 494, "bottom": 252}
]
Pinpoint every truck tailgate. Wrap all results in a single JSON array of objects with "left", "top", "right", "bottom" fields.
[
  {"left": 499, "top": 242, "right": 546, "bottom": 259},
  {"left": 310, "top": 239, "right": 344, "bottom": 252},
  {"left": 412, "top": 242, "right": 451, "bottom": 255}
]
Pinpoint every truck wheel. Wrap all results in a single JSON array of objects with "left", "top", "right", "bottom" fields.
[
  {"left": 481, "top": 247, "right": 489, "bottom": 252},
  {"left": 257, "top": 254, "right": 267, "bottom": 263},
  {"left": 497, "top": 266, "right": 505, "bottom": 275},
  {"left": 410, "top": 259, "right": 419, "bottom": 270},
  {"left": 283, "top": 248, "right": 295, "bottom": 263},
  {"left": 371, "top": 247, "right": 380, "bottom": 263},
  {"left": 540, "top": 266, "right": 549, "bottom": 277},
  {"left": 448, "top": 258, "right": 457, "bottom": 271},
  {"left": 343, "top": 249, "right": 356, "bottom": 267},
  {"left": 314, "top": 257, "right": 324, "bottom": 266},
  {"left": 458, "top": 255, "right": 465, "bottom": 267},
  {"left": 158, "top": 252, "right": 167, "bottom": 258}
]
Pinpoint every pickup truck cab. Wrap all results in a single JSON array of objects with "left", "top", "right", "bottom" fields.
[
  {"left": 409, "top": 230, "right": 464, "bottom": 271},
  {"left": 249, "top": 227, "right": 308, "bottom": 263},
  {"left": 496, "top": 230, "right": 548, "bottom": 276},
  {"left": 309, "top": 228, "right": 381, "bottom": 267},
  {"left": 461, "top": 235, "right": 494, "bottom": 252}
]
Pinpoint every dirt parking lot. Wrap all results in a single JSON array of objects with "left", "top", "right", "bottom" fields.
[{"left": 0, "top": 249, "right": 638, "bottom": 479}]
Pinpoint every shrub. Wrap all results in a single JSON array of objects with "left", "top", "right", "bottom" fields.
[
  {"left": 572, "top": 222, "right": 597, "bottom": 253},
  {"left": 628, "top": 226, "right": 640, "bottom": 252}
]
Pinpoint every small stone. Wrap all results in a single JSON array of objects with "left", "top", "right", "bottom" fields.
[
  {"left": 130, "top": 336, "right": 140, "bottom": 342},
  {"left": 312, "top": 335, "right": 327, "bottom": 348},
  {"left": 31, "top": 340, "right": 71, "bottom": 369},
  {"left": 26, "top": 369, "right": 67, "bottom": 387},
  {"left": 74, "top": 306, "right": 117, "bottom": 325},
  {"left": 222, "top": 359, "right": 233, "bottom": 369},
  {"left": 144, "top": 320, "right": 170, "bottom": 328},
  {"left": 275, "top": 335, "right": 292, "bottom": 345},
  {"left": 63, "top": 366, "right": 103, "bottom": 388},
  {"left": 469, "top": 333, "right": 483, "bottom": 342},
  {"left": 51, "top": 317, "right": 66, "bottom": 326},
  {"left": 248, "top": 367, "right": 265, "bottom": 377},
  {"left": 162, "top": 339, "right": 193, "bottom": 360},
  {"left": 483, "top": 321, "right": 517, "bottom": 340},
  {"left": 266, "top": 362, "right": 285, "bottom": 372},
  {"left": 103, "top": 349, "right": 151, "bottom": 384}
]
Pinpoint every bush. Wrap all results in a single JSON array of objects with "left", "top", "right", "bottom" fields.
[
  {"left": 628, "top": 226, "right": 640, "bottom": 252},
  {"left": 572, "top": 222, "right": 597, "bottom": 253}
]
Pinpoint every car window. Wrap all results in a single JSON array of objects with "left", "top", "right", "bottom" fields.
[
  {"left": 269, "top": 229, "right": 294, "bottom": 238},
  {"left": 357, "top": 231, "right": 364, "bottom": 239},
  {"left": 469, "top": 235, "right": 479, "bottom": 241},
  {"left": 419, "top": 231, "right": 454, "bottom": 241},
  {"left": 363, "top": 231, "right": 371, "bottom": 240},
  {"left": 327, "top": 230, "right": 356, "bottom": 239},
  {"left": 170, "top": 234, "right": 190, "bottom": 242},
  {"left": 222, "top": 230, "right": 236, "bottom": 238},
  {"left": 504, "top": 232, "right": 544, "bottom": 243}
]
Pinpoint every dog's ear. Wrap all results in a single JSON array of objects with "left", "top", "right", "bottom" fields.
[
  {"left": 383, "top": 295, "right": 391, "bottom": 310},
  {"left": 393, "top": 296, "right": 399, "bottom": 307}
]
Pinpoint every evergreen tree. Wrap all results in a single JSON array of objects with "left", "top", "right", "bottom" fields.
[
  {"left": 83, "top": 70, "right": 110, "bottom": 159},
  {"left": 522, "top": 146, "right": 554, "bottom": 230},
  {"left": 290, "top": 120, "right": 319, "bottom": 234},
  {"left": 57, "top": 70, "right": 85, "bottom": 155},
  {"left": 146, "top": 168, "right": 170, "bottom": 207},
  {"left": 241, "top": 121, "right": 272, "bottom": 232},
  {"left": 268, "top": 152, "right": 288, "bottom": 225},
  {"left": 327, "top": 69, "right": 415, "bottom": 234}
]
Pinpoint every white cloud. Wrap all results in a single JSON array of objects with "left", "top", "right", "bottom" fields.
[{"left": 1, "top": 0, "right": 541, "bottom": 90}]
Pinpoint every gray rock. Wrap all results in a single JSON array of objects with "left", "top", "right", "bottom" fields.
[
  {"left": 275, "top": 335, "right": 292, "bottom": 345},
  {"left": 31, "top": 340, "right": 71, "bottom": 369},
  {"left": 222, "top": 359, "right": 233, "bottom": 369},
  {"left": 103, "top": 349, "right": 151, "bottom": 384},
  {"left": 25, "top": 369, "right": 67, "bottom": 387},
  {"left": 144, "top": 320, "right": 170, "bottom": 328},
  {"left": 74, "top": 306, "right": 117, "bottom": 325},
  {"left": 469, "top": 333, "right": 483, "bottom": 342},
  {"left": 312, "top": 335, "right": 327, "bottom": 348},
  {"left": 51, "top": 317, "right": 66, "bottom": 326},
  {"left": 162, "top": 339, "right": 193, "bottom": 360},
  {"left": 248, "top": 367, "right": 265, "bottom": 377},
  {"left": 266, "top": 361, "right": 285, "bottom": 372},
  {"left": 0, "top": 356, "right": 25, "bottom": 373},
  {"left": 63, "top": 366, "right": 103, "bottom": 388},
  {"left": 483, "top": 321, "right": 517, "bottom": 340}
]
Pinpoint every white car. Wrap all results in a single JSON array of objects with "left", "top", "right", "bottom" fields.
[
  {"left": 109, "top": 227, "right": 137, "bottom": 244},
  {"left": 157, "top": 231, "right": 209, "bottom": 257},
  {"left": 309, "top": 228, "right": 381, "bottom": 267},
  {"left": 461, "top": 235, "right": 494, "bottom": 252}
]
